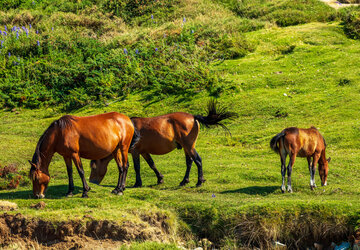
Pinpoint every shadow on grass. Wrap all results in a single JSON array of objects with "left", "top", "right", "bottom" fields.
[
  {"left": 0, "top": 185, "right": 83, "bottom": 200},
  {"left": 221, "top": 185, "right": 279, "bottom": 196}
]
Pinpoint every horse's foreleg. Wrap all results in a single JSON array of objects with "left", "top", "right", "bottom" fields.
[
  {"left": 72, "top": 154, "right": 91, "bottom": 198},
  {"left": 180, "top": 153, "right": 193, "bottom": 186},
  {"left": 132, "top": 153, "right": 142, "bottom": 188},
  {"left": 142, "top": 153, "right": 164, "bottom": 185},
  {"left": 287, "top": 153, "right": 296, "bottom": 193},
  {"left": 64, "top": 157, "right": 74, "bottom": 197},
  {"left": 311, "top": 154, "right": 320, "bottom": 190},
  {"left": 307, "top": 157, "right": 314, "bottom": 189}
]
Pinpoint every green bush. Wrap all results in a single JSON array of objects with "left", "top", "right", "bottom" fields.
[{"left": 340, "top": 7, "right": 360, "bottom": 39}]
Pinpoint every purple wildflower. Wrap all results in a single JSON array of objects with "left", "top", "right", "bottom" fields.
[
  {"left": 51, "top": 27, "right": 54, "bottom": 31},
  {"left": 16, "top": 31, "right": 19, "bottom": 39},
  {"left": 8, "top": 52, "right": 11, "bottom": 58},
  {"left": 212, "top": 194, "right": 216, "bottom": 198},
  {"left": 3, "top": 31, "right": 7, "bottom": 36},
  {"left": 123, "top": 48, "right": 128, "bottom": 55},
  {"left": 135, "top": 49, "right": 139, "bottom": 54},
  {"left": 151, "top": 14, "right": 154, "bottom": 19},
  {"left": 0, "top": 31, "right": 2, "bottom": 35},
  {"left": 29, "top": 24, "right": 32, "bottom": 29},
  {"left": 32, "top": 1, "right": 35, "bottom": 5},
  {"left": 37, "top": 40, "right": 40, "bottom": 46},
  {"left": 4, "top": 26, "right": 7, "bottom": 31},
  {"left": 183, "top": 17, "right": 186, "bottom": 23},
  {"left": 191, "top": 30, "right": 194, "bottom": 34},
  {"left": 1, "top": 41, "right": 3, "bottom": 48},
  {"left": 22, "top": 26, "right": 26, "bottom": 30},
  {"left": 26, "top": 29, "right": 29, "bottom": 37},
  {"left": 155, "top": 48, "right": 158, "bottom": 52},
  {"left": 36, "top": 30, "right": 39, "bottom": 34}
]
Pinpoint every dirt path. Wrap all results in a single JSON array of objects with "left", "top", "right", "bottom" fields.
[{"left": 320, "top": 0, "right": 360, "bottom": 9}]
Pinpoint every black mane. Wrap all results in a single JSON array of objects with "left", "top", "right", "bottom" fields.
[{"left": 31, "top": 115, "right": 77, "bottom": 166}]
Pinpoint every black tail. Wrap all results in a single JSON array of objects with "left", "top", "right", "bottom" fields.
[
  {"left": 193, "top": 99, "right": 238, "bottom": 134},
  {"left": 129, "top": 120, "right": 141, "bottom": 151},
  {"left": 270, "top": 132, "right": 285, "bottom": 153}
]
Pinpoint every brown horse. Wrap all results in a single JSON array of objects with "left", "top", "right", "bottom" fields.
[
  {"left": 29, "top": 112, "right": 139, "bottom": 198},
  {"left": 270, "top": 126, "right": 330, "bottom": 193},
  {"left": 89, "top": 100, "right": 237, "bottom": 187}
]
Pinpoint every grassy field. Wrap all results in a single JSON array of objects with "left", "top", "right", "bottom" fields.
[{"left": 1, "top": 0, "right": 360, "bottom": 249}]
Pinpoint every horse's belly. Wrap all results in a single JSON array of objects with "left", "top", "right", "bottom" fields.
[
  {"left": 137, "top": 138, "right": 176, "bottom": 155},
  {"left": 297, "top": 149, "right": 313, "bottom": 158}
]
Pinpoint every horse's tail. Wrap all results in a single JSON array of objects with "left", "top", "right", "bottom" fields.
[
  {"left": 193, "top": 99, "right": 238, "bottom": 134},
  {"left": 270, "top": 131, "right": 285, "bottom": 154},
  {"left": 129, "top": 119, "right": 141, "bottom": 151}
]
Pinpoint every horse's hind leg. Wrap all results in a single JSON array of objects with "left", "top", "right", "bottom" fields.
[
  {"left": 142, "top": 153, "right": 164, "bottom": 185},
  {"left": 186, "top": 148, "right": 204, "bottom": 187},
  {"left": 112, "top": 146, "right": 129, "bottom": 195},
  {"left": 280, "top": 149, "right": 287, "bottom": 193},
  {"left": 64, "top": 156, "right": 74, "bottom": 197},
  {"left": 72, "top": 153, "right": 91, "bottom": 198},
  {"left": 180, "top": 153, "right": 193, "bottom": 186}
]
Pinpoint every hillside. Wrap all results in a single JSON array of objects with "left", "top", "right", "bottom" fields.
[{"left": 1, "top": 0, "right": 360, "bottom": 249}]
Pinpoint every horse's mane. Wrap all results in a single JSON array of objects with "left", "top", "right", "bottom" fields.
[{"left": 32, "top": 115, "right": 77, "bottom": 166}]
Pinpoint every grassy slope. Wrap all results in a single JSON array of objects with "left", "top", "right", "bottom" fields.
[{"left": 1, "top": 0, "right": 360, "bottom": 248}]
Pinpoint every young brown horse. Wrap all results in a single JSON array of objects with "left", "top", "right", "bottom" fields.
[
  {"left": 89, "top": 100, "right": 237, "bottom": 187},
  {"left": 29, "top": 112, "right": 139, "bottom": 198},
  {"left": 270, "top": 126, "right": 330, "bottom": 193}
]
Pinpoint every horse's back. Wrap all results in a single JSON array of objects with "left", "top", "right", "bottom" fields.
[
  {"left": 283, "top": 127, "right": 325, "bottom": 157},
  {"left": 56, "top": 112, "right": 133, "bottom": 159},
  {"left": 131, "top": 112, "right": 197, "bottom": 155}
]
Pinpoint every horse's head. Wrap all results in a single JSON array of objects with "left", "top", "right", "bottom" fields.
[
  {"left": 89, "top": 160, "right": 107, "bottom": 185},
  {"left": 318, "top": 157, "right": 331, "bottom": 186},
  {"left": 28, "top": 160, "right": 50, "bottom": 198}
]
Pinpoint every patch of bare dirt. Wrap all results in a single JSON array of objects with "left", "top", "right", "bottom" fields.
[{"left": 0, "top": 213, "right": 175, "bottom": 249}]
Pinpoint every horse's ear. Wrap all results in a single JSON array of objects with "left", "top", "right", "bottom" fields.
[
  {"left": 327, "top": 157, "right": 331, "bottom": 163},
  {"left": 28, "top": 160, "right": 37, "bottom": 169}
]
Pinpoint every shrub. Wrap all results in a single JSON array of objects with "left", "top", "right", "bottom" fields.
[{"left": 341, "top": 7, "right": 360, "bottom": 39}]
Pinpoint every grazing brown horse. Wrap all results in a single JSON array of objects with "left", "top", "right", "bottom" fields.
[
  {"left": 29, "top": 112, "right": 139, "bottom": 198},
  {"left": 89, "top": 100, "right": 237, "bottom": 187},
  {"left": 270, "top": 126, "right": 330, "bottom": 193}
]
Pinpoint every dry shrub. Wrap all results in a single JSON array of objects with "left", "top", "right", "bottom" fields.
[{"left": 0, "top": 164, "right": 27, "bottom": 190}]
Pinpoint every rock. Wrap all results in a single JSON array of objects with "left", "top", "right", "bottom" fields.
[
  {"left": 314, "top": 242, "right": 323, "bottom": 250},
  {"left": 30, "top": 201, "right": 46, "bottom": 210},
  {"left": 0, "top": 200, "right": 18, "bottom": 211}
]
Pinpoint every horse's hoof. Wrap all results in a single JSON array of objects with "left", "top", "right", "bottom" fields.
[
  {"left": 86, "top": 186, "right": 91, "bottom": 192},
  {"left": 180, "top": 179, "right": 190, "bottom": 186},
  {"left": 82, "top": 193, "right": 89, "bottom": 198},
  {"left": 196, "top": 179, "right": 206, "bottom": 187},
  {"left": 66, "top": 192, "right": 73, "bottom": 198},
  {"left": 310, "top": 186, "right": 315, "bottom": 191},
  {"left": 287, "top": 188, "right": 293, "bottom": 193},
  {"left": 281, "top": 186, "right": 286, "bottom": 193},
  {"left": 133, "top": 183, "right": 142, "bottom": 188},
  {"left": 157, "top": 178, "right": 164, "bottom": 184},
  {"left": 116, "top": 191, "right": 123, "bottom": 196}
]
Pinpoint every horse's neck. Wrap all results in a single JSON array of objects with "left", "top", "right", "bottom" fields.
[
  {"left": 38, "top": 132, "right": 56, "bottom": 175},
  {"left": 319, "top": 149, "right": 327, "bottom": 163}
]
